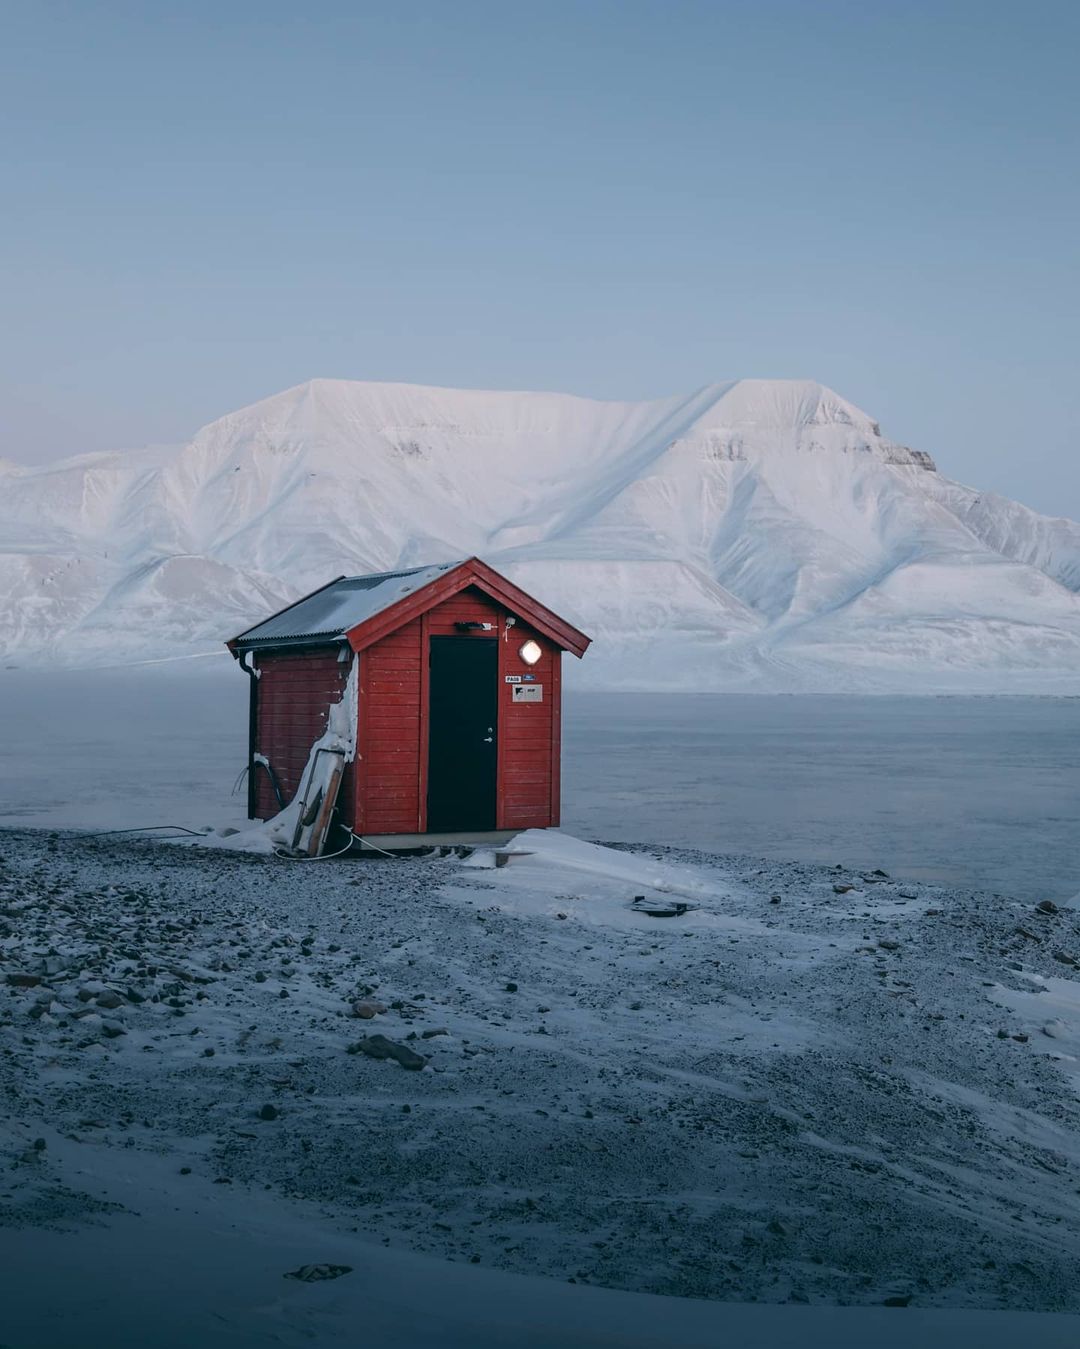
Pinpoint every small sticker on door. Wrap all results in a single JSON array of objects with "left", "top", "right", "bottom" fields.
[{"left": 511, "top": 684, "right": 543, "bottom": 703}]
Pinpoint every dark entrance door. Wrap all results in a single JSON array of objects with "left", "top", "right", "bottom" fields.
[{"left": 427, "top": 637, "right": 498, "bottom": 831}]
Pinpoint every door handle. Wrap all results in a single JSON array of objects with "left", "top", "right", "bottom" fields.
[{"left": 483, "top": 736, "right": 494, "bottom": 743}]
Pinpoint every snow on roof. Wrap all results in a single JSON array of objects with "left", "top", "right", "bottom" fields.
[{"left": 231, "top": 561, "right": 462, "bottom": 647}]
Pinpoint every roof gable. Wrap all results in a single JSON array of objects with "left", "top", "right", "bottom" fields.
[{"left": 228, "top": 558, "right": 591, "bottom": 658}]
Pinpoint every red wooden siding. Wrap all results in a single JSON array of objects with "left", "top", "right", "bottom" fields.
[
  {"left": 353, "top": 585, "right": 562, "bottom": 835},
  {"left": 354, "top": 617, "right": 424, "bottom": 835},
  {"left": 252, "top": 647, "right": 352, "bottom": 821},
  {"left": 497, "top": 613, "right": 559, "bottom": 831}
]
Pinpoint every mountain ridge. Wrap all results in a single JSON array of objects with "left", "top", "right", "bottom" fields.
[{"left": 1, "top": 377, "right": 1078, "bottom": 691}]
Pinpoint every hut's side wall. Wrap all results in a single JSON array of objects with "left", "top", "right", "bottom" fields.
[
  {"left": 252, "top": 647, "right": 352, "bottom": 821},
  {"left": 354, "top": 585, "right": 562, "bottom": 835}
]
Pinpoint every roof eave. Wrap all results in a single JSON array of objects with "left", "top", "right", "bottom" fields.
[{"left": 229, "top": 632, "right": 350, "bottom": 654}]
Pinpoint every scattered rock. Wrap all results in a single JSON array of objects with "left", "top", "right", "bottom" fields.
[
  {"left": 350, "top": 999, "right": 387, "bottom": 1019},
  {"left": 284, "top": 1264, "right": 353, "bottom": 1282},
  {"left": 421, "top": 1027, "right": 449, "bottom": 1039},
  {"left": 258, "top": 1104, "right": 280, "bottom": 1121},
  {"left": 350, "top": 1034, "right": 427, "bottom": 1070},
  {"left": 883, "top": 1294, "right": 911, "bottom": 1307},
  {"left": 1036, "top": 900, "right": 1059, "bottom": 914},
  {"left": 1042, "top": 1020, "right": 1069, "bottom": 1039},
  {"left": 101, "top": 1021, "right": 126, "bottom": 1038},
  {"left": 6, "top": 972, "right": 41, "bottom": 988},
  {"left": 96, "top": 990, "right": 125, "bottom": 1010},
  {"left": 504, "top": 982, "right": 519, "bottom": 993}
]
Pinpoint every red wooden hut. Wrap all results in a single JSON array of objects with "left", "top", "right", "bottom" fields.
[{"left": 226, "top": 558, "right": 590, "bottom": 847}]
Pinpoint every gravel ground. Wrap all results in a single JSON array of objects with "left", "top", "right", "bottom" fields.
[{"left": 2, "top": 827, "right": 1080, "bottom": 1311}]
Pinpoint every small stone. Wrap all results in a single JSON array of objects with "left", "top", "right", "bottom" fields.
[
  {"left": 1012, "top": 1033, "right": 1029, "bottom": 1043},
  {"left": 878, "top": 939, "right": 901, "bottom": 951},
  {"left": 254, "top": 971, "right": 267, "bottom": 983},
  {"left": 769, "top": 895, "right": 781, "bottom": 905},
  {"left": 421, "top": 1027, "right": 449, "bottom": 1039},
  {"left": 504, "top": 982, "right": 518, "bottom": 993},
  {"left": 883, "top": 1294, "right": 911, "bottom": 1307},
  {"left": 202, "top": 1047, "right": 215, "bottom": 1057},
  {"left": 7, "top": 972, "right": 42, "bottom": 988},
  {"left": 179, "top": 1166, "right": 192, "bottom": 1175},
  {"left": 258, "top": 1104, "right": 280, "bottom": 1121},
  {"left": 833, "top": 884, "right": 854, "bottom": 894},
  {"left": 96, "top": 990, "right": 125, "bottom": 1010},
  {"left": 101, "top": 1021, "right": 126, "bottom": 1039},
  {"left": 629, "top": 1001, "right": 643, "bottom": 1011},
  {"left": 350, "top": 1000, "right": 386, "bottom": 1020},
  {"left": 32, "top": 1137, "right": 46, "bottom": 1152},
  {"left": 1037, "top": 900, "right": 1059, "bottom": 914},
  {"left": 1042, "top": 1020, "right": 1068, "bottom": 1039}
]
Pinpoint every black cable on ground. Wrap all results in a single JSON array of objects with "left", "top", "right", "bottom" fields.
[{"left": 83, "top": 825, "right": 211, "bottom": 838}]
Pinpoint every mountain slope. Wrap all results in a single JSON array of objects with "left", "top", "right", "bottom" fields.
[{"left": 2, "top": 377, "right": 1079, "bottom": 690}]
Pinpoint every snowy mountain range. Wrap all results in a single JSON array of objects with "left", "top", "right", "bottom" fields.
[{"left": 3, "top": 377, "right": 1080, "bottom": 690}]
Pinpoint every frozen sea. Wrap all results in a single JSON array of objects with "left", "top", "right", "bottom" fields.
[{"left": 0, "top": 665, "right": 1076, "bottom": 901}]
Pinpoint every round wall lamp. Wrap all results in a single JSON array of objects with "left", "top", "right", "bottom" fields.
[{"left": 519, "top": 639, "right": 542, "bottom": 666}]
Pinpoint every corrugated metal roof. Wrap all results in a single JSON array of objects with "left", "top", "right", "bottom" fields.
[{"left": 232, "top": 561, "right": 462, "bottom": 647}]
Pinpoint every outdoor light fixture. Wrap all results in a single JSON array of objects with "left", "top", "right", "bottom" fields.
[{"left": 519, "top": 639, "right": 542, "bottom": 665}]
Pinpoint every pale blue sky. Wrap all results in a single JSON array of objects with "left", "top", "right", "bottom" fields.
[{"left": 2, "top": 1, "right": 1078, "bottom": 518}]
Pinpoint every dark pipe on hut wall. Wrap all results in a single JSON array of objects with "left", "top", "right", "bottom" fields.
[{"left": 238, "top": 650, "right": 260, "bottom": 819}]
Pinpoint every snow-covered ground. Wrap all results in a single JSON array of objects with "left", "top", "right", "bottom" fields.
[
  {"left": 3, "top": 668, "right": 1080, "bottom": 1341},
  {"left": 3, "top": 825, "right": 1080, "bottom": 1346},
  {"left": 1, "top": 666, "right": 1076, "bottom": 900}
]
